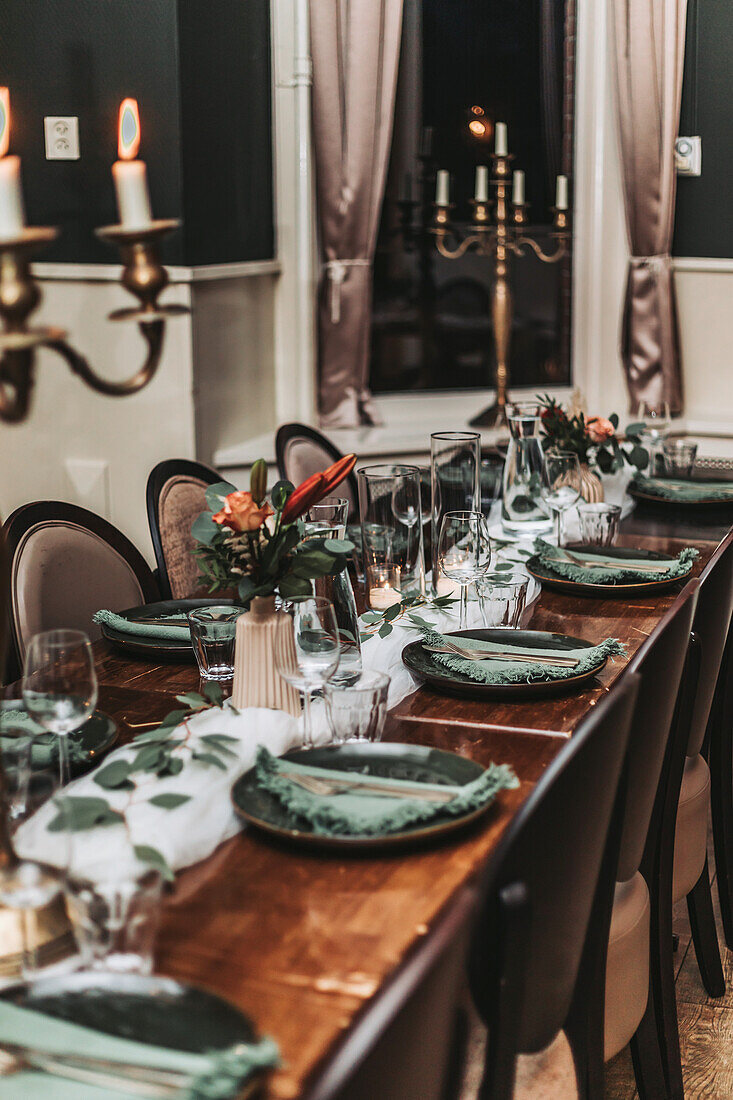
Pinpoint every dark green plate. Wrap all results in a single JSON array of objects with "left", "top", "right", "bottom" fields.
[
  {"left": 525, "top": 543, "right": 694, "bottom": 598},
  {"left": 2, "top": 972, "right": 265, "bottom": 1097},
  {"left": 99, "top": 598, "right": 243, "bottom": 662},
  {"left": 629, "top": 479, "right": 733, "bottom": 508},
  {"left": 402, "top": 628, "right": 609, "bottom": 700},
  {"left": 232, "top": 743, "right": 491, "bottom": 851},
  {"left": 0, "top": 701, "right": 117, "bottom": 776}
]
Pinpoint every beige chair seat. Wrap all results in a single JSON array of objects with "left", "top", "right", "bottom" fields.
[
  {"left": 673, "top": 753, "right": 711, "bottom": 902},
  {"left": 604, "top": 871, "right": 650, "bottom": 1061}
]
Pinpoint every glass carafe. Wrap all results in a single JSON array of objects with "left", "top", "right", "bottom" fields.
[
  {"left": 501, "top": 403, "right": 553, "bottom": 534},
  {"left": 304, "top": 498, "right": 362, "bottom": 685}
]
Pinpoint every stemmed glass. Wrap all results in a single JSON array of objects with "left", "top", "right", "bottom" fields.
[
  {"left": 542, "top": 451, "right": 581, "bottom": 547},
  {"left": 437, "top": 511, "right": 492, "bottom": 629},
  {"left": 639, "top": 400, "right": 671, "bottom": 475},
  {"left": 22, "top": 630, "right": 98, "bottom": 789},
  {"left": 275, "top": 597, "right": 340, "bottom": 748}
]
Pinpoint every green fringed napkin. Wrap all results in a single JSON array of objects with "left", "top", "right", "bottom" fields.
[
  {"left": 420, "top": 629, "right": 625, "bottom": 685},
  {"left": 0, "top": 706, "right": 86, "bottom": 768},
  {"left": 0, "top": 999, "right": 279, "bottom": 1100},
  {"left": 93, "top": 609, "right": 190, "bottom": 641},
  {"left": 633, "top": 475, "right": 733, "bottom": 502},
  {"left": 252, "top": 746, "right": 518, "bottom": 837},
  {"left": 533, "top": 539, "right": 698, "bottom": 584}
]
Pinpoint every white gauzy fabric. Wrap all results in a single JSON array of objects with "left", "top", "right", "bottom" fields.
[{"left": 15, "top": 707, "right": 299, "bottom": 882}]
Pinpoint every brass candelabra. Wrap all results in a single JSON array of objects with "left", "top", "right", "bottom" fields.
[
  {"left": 430, "top": 150, "right": 570, "bottom": 429},
  {"left": 0, "top": 218, "right": 188, "bottom": 422}
]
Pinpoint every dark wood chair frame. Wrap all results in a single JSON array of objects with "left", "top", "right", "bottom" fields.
[
  {"left": 145, "top": 458, "right": 222, "bottom": 600},
  {"left": 706, "top": 628, "right": 733, "bottom": 949},
  {"left": 469, "top": 673, "right": 641, "bottom": 1100},
  {"left": 275, "top": 423, "right": 360, "bottom": 511},
  {"left": 3, "top": 500, "right": 159, "bottom": 683}
]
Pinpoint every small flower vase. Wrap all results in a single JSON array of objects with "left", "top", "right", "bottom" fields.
[
  {"left": 231, "top": 596, "right": 301, "bottom": 716},
  {"left": 580, "top": 464, "right": 604, "bottom": 503}
]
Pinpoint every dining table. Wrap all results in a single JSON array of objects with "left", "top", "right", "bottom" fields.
[{"left": 5, "top": 502, "right": 733, "bottom": 1100}]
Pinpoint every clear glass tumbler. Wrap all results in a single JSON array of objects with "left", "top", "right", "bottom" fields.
[
  {"left": 430, "top": 433, "right": 481, "bottom": 594},
  {"left": 64, "top": 867, "right": 163, "bottom": 975},
  {"left": 662, "top": 439, "right": 698, "bottom": 479},
  {"left": 578, "top": 503, "right": 622, "bottom": 547},
  {"left": 475, "top": 574, "right": 529, "bottom": 628},
  {"left": 187, "top": 606, "right": 241, "bottom": 680},
  {"left": 324, "top": 671, "right": 391, "bottom": 744},
  {"left": 358, "top": 465, "right": 426, "bottom": 608}
]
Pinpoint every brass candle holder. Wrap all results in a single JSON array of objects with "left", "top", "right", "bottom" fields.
[
  {"left": 430, "top": 149, "right": 571, "bottom": 429},
  {"left": 0, "top": 218, "right": 188, "bottom": 422}
]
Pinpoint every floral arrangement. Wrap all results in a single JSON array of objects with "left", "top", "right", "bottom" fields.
[
  {"left": 191, "top": 455, "right": 357, "bottom": 604},
  {"left": 538, "top": 395, "right": 648, "bottom": 475}
]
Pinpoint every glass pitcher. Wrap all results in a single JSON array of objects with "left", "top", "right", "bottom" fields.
[
  {"left": 501, "top": 403, "right": 553, "bottom": 534},
  {"left": 304, "top": 497, "right": 362, "bottom": 685}
]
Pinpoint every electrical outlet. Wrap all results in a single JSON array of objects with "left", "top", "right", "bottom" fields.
[
  {"left": 675, "top": 136, "right": 702, "bottom": 176},
  {"left": 44, "top": 116, "right": 80, "bottom": 160}
]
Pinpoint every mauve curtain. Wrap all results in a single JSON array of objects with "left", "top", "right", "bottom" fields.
[
  {"left": 310, "top": 0, "right": 404, "bottom": 428},
  {"left": 611, "top": 0, "right": 687, "bottom": 414}
]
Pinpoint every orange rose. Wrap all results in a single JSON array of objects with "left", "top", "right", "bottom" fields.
[
  {"left": 586, "top": 417, "right": 615, "bottom": 444},
  {"left": 212, "top": 490, "right": 273, "bottom": 533}
]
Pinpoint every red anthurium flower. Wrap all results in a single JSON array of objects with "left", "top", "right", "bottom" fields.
[{"left": 280, "top": 454, "right": 357, "bottom": 525}]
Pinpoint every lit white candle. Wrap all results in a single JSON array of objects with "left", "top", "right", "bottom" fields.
[
  {"left": 474, "top": 165, "right": 489, "bottom": 203},
  {"left": 0, "top": 88, "right": 25, "bottom": 240},
  {"left": 555, "top": 174, "right": 569, "bottom": 211},
  {"left": 112, "top": 98, "right": 153, "bottom": 230},
  {"left": 369, "top": 586, "right": 402, "bottom": 611},
  {"left": 512, "top": 170, "right": 525, "bottom": 206},
  {"left": 494, "top": 122, "right": 508, "bottom": 157},
  {"left": 435, "top": 169, "right": 450, "bottom": 206}
]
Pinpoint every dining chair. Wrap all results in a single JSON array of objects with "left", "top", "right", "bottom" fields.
[
  {"left": 3, "top": 501, "right": 158, "bottom": 682},
  {"left": 567, "top": 579, "right": 699, "bottom": 1098},
  {"left": 275, "top": 423, "right": 358, "bottom": 518},
  {"left": 146, "top": 458, "right": 222, "bottom": 599},
  {"left": 706, "top": 628, "right": 733, "bottom": 948},
  {"left": 468, "top": 671, "right": 640, "bottom": 1100},
  {"left": 304, "top": 882, "right": 478, "bottom": 1100}
]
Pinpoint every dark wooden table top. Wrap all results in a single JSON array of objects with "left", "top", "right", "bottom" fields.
[{"left": 5, "top": 510, "right": 730, "bottom": 1099}]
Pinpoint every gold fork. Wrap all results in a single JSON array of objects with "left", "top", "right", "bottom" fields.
[{"left": 282, "top": 771, "right": 457, "bottom": 803}]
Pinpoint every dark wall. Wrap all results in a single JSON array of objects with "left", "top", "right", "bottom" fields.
[
  {"left": 0, "top": 0, "right": 273, "bottom": 266},
  {"left": 673, "top": 0, "right": 732, "bottom": 258}
]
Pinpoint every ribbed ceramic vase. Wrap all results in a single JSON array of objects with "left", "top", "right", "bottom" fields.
[
  {"left": 231, "top": 596, "right": 301, "bottom": 716},
  {"left": 579, "top": 464, "right": 604, "bottom": 503}
]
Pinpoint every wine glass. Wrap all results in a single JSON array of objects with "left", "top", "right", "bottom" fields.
[
  {"left": 22, "top": 630, "right": 98, "bottom": 789},
  {"left": 275, "top": 597, "right": 340, "bottom": 748},
  {"left": 639, "top": 400, "right": 671, "bottom": 475},
  {"left": 542, "top": 451, "right": 581, "bottom": 547},
  {"left": 437, "top": 511, "right": 492, "bottom": 630}
]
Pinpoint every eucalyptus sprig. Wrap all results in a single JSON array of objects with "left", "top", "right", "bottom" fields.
[
  {"left": 359, "top": 591, "right": 458, "bottom": 642},
  {"left": 49, "top": 681, "right": 235, "bottom": 883}
]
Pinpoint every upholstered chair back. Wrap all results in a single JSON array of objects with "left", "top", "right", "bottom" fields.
[{"left": 146, "top": 459, "right": 222, "bottom": 600}]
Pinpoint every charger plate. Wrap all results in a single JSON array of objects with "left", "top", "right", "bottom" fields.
[
  {"left": 525, "top": 543, "right": 694, "bottom": 598},
  {"left": 232, "top": 743, "right": 492, "bottom": 851},
  {"left": 99, "top": 598, "right": 243, "bottom": 662},
  {"left": 1, "top": 972, "right": 266, "bottom": 1098},
  {"left": 629, "top": 478, "right": 733, "bottom": 508},
  {"left": 402, "top": 627, "right": 609, "bottom": 700},
  {"left": 0, "top": 701, "right": 117, "bottom": 776}
]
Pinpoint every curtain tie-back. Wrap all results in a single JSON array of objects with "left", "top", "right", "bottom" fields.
[
  {"left": 324, "top": 259, "right": 372, "bottom": 324},
  {"left": 628, "top": 253, "right": 672, "bottom": 276}
]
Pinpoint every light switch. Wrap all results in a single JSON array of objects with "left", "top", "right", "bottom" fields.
[
  {"left": 675, "top": 136, "right": 702, "bottom": 177},
  {"left": 44, "top": 116, "right": 80, "bottom": 160}
]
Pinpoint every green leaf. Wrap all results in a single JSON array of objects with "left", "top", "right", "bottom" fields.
[
  {"left": 378, "top": 623, "right": 393, "bottom": 639},
  {"left": 204, "top": 480, "right": 238, "bottom": 512},
  {"left": 160, "top": 756, "right": 184, "bottom": 778},
  {"left": 192, "top": 751, "right": 228, "bottom": 771},
  {"left": 191, "top": 511, "right": 218, "bottom": 545},
  {"left": 132, "top": 744, "right": 165, "bottom": 772},
  {"left": 278, "top": 574, "right": 313, "bottom": 598},
  {"left": 200, "top": 734, "right": 238, "bottom": 757},
  {"left": 383, "top": 602, "right": 403, "bottom": 621},
  {"left": 323, "top": 539, "right": 355, "bottom": 555},
  {"left": 93, "top": 760, "right": 134, "bottom": 790},
  {"left": 494, "top": 562, "right": 515, "bottom": 571},
  {"left": 237, "top": 575, "right": 257, "bottom": 603},
  {"left": 203, "top": 681, "right": 224, "bottom": 707},
  {"left": 270, "top": 480, "right": 294, "bottom": 511},
  {"left": 175, "top": 691, "right": 207, "bottom": 710},
  {"left": 48, "top": 796, "right": 123, "bottom": 833},
  {"left": 609, "top": 412, "right": 619, "bottom": 429},
  {"left": 148, "top": 793, "right": 191, "bottom": 810},
  {"left": 159, "top": 709, "right": 190, "bottom": 729},
  {"left": 629, "top": 444, "right": 649, "bottom": 470},
  {"left": 133, "top": 845, "right": 175, "bottom": 883},
  {"left": 625, "top": 421, "right": 646, "bottom": 438}
]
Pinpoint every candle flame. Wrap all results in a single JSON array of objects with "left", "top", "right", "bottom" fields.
[
  {"left": 117, "top": 98, "right": 141, "bottom": 160},
  {"left": 0, "top": 88, "right": 10, "bottom": 158}
]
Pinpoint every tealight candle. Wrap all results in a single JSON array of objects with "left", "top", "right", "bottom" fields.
[
  {"left": 512, "top": 170, "right": 525, "bottom": 206},
  {"left": 369, "top": 586, "right": 402, "bottom": 611},
  {"left": 435, "top": 170, "right": 450, "bottom": 206},
  {"left": 112, "top": 98, "right": 153, "bottom": 230},
  {"left": 555, "top": 174, "right": 568, "bottom": 211},
  {"left": 494, "top": 122, "right": 508, "bottom": 157},
  {"left": 367, "top": 565, "right": 402, "bottom": 610},
  {"left": 474, "top": 165, "right": 489, "bottom": 203}
]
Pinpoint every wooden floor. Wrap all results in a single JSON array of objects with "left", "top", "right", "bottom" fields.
[{"left": 605, "top": 834, "right": 733, "bottom": 1100}]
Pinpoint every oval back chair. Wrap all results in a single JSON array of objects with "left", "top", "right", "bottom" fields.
[
  {"left": 3, "top": 501, "right": 158, "bottom": 683},
  {"left": 275, "top": 423, "right": 358, "bottom": 518},
  {"left": 146, "top": 458, "right": 222, "bottom": 600}
]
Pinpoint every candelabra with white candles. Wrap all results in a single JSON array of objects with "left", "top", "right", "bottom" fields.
[{"left": 430, "top": 122, "right": 571, "bottom": 429}]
